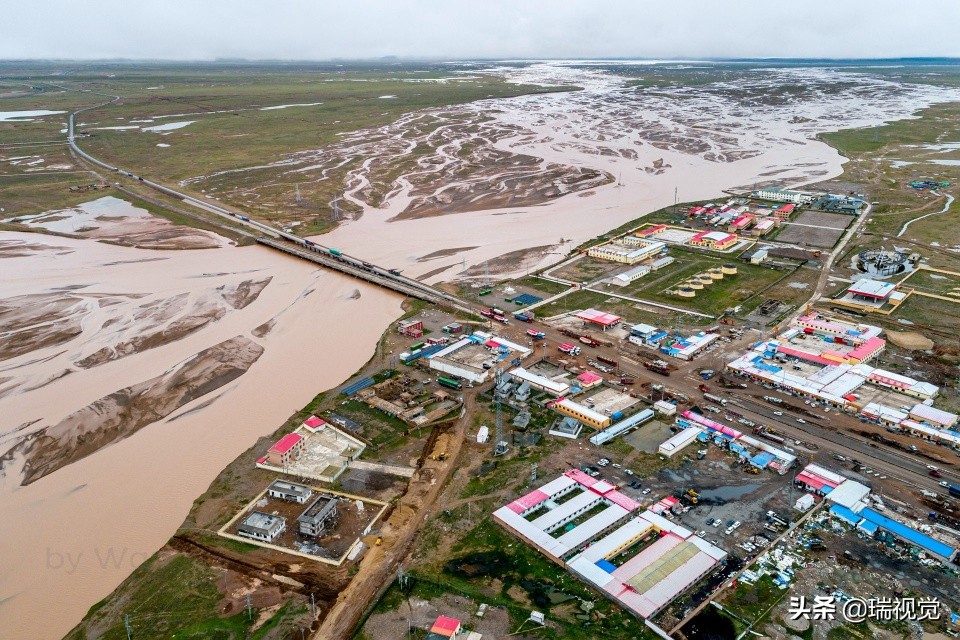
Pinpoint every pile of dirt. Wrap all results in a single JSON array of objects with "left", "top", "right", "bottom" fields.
[{"left": 885, "top": 330, "right": 934, "bottom": 351}]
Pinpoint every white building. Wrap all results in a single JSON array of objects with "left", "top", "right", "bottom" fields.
[
  {"left": 588, "top": 238, "right": 665, "bottom": 264},
  {"left": 658, "top": 427, "right": 700, "bottom": 457},
  {"left": 752, "top": 188, "right": 816, "bottom": 204},
  {"left": 510, "top": 367, "right": 571, "bottom": 397},
  {"left": 428, "top": 332, "right": 531, "bottom": 384}
]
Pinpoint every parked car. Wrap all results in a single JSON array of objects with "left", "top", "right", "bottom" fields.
[
  {"left": 641, "top": 488, "right": 651, "bottom": 495},
  {"left": 625, "top": 469, "right": 635, "bottom": 476}
]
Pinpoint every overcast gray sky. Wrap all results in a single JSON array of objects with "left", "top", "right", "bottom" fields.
[{"left": 5, "top": 0, "right": 960, "bottom": 61}]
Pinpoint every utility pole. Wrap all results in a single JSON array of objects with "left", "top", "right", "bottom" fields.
[
  {"left": 494, "top": 368, "right": 508, "bottom": 456},
  {"left": 310, "top": 592, "right": 317, "bottom": 618},
  {"left": 295, "top": 183, "right": 302, "bottom": 204},
  {"left": 124, "top": 614, "right": 132, "bottom": 640},
  {"left": 246, "top": 594, "right": 252, "bottom": 622}
]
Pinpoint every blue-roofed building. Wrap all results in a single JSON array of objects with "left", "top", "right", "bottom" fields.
[
  {"left": 829, "top": 504, "right": 862, "bottom": 527},
  {"left": 729, "top": 443, "right": 750, "bottom": 457},
  {"left": 857, "top": 520, "right": 878, "bottom": 535},
  {"left": 341, "top": 377, "right": 375, "bottom": 396},
  {"left": 859, "top": 508, "right": 956, "bottom": 561},
  {"left": 750, "top": 452, "right": 775, "bottom": 469}
]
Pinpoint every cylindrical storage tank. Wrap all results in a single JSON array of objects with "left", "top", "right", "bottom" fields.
[
  {"left": 677, "top": 287, "right": 696, "bottom": 298},
  {"left": 722, "top": 264, "right": 738, "bottom": 275},
  {"left": 706, "top": 269, "right": 724, "bottom": 280},
  {"left": 685, "top": 280, "right": 704, "bottom": 290}
]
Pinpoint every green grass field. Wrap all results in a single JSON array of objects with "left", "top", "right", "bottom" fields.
[{"left": 65, "top": 554, "right": 308, "bottom": 640}]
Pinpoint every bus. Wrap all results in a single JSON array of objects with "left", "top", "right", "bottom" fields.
[{"left": 437, "top": 376, "right": 462, "bottom": 390}]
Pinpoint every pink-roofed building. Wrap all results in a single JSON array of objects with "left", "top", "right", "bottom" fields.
[
  {"left": 266, "top": 432, "right": 304, "bottom": 467},
  {"left": 847, "top": 337, "right": 885, "bottom": 364},
  {"left": 302, "top": 415, "right": 326, "bottom": 432},
  {"left": 728, "top": 214, "right": 755, "bottom": 232},
  {"left": 577, "top": 371, "right": 603, "bottom": 389},
  {"left": 507, "top": 489, "right": 550, "bottom": 515},
  {"left": 565, "top": 468, "right": 599, "bottom": 488},
  {"left": 575, "top": 308, "right": 622, "bottom": 328},
  {"left": 429, "top": 615, "right": 462, "bottom": 638}
]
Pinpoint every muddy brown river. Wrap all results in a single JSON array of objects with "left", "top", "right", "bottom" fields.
[{"left": 0, "top": 230, "right": 402, "bottom": 639}]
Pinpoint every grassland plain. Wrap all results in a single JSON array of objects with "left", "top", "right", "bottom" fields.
[
  {"left": 1, "top": 62, "right": 570, "bottom": 233},
  {"left": 812, "top": 100, "right": 960, "bottom": 339}
]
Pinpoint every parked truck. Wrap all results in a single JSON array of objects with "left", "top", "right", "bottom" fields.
[
  {"left": 645, "top": 360, "right": 670, "bottom": 376},
  {"left": 703, "top": 393, "right": 727, "bottom": 406},
  {"left": 526, "top": 328, "right": 546, "bottom": 340},
  {"left": 754, "top": 425, "right": 785, "bottom": 445},
  {"left": 513, "top": 310, "right": 535, "bottom": 323},
  {"left": 763, "top": 395, "right": 783, "bottom": 405},
  {"left": 559, "top": 343, "right": 582, "bottom": 356}
]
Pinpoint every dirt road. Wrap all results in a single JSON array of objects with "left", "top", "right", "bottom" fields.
[{"left": 311, "top": 406, "right": 471, "bottom": 639}]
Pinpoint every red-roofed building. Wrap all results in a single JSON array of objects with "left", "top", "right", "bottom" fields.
[
  {"left": 429, "top": 615, "right": 462, "bottom": 638},
  {"left": 266, "top": 432, "right": 304, "bottom": 467},
  {"left": 773, "top": 203, "right": 795, "bottom": 220},
  {"left": 397, "top": 319, "right": 424, "bottom": 338},
  {"left": 689, "top": 230, "right": 738, "bottom": 250},
  {"left": 635, "top": 224, "right": 668, "bottom": 237}
]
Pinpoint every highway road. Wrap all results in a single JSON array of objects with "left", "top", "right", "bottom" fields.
[
  {"left": 64, "top": 100, "right": 475, "bottom": 313},
  {"left": 725, "top": 394, "right": 956, "bottom": 493}
]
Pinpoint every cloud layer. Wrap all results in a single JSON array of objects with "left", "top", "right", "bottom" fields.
[{"left": 5, "top": 0, "right": 960, "bottom": 61}]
